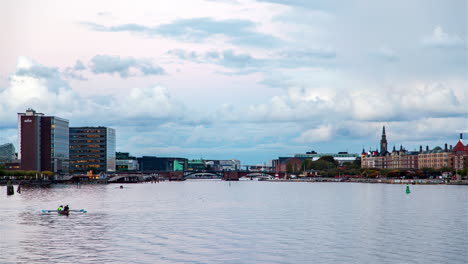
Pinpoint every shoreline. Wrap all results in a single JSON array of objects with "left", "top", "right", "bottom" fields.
[
  {"left": 263, "top": 178, "right": 468, "bottom": 185},
  {"left": 1, "top": 178, "right": 468, "bottom": 185}
]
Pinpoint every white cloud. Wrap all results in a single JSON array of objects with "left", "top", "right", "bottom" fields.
[
  {"left": 422, "top": 26, "right": 464, "bottom": 48},
  {"left": 0, "top": 57, "right": 183, "bottom": 128},
  {"left": 295, "top": 124, "right": 334, "bottom": 143}
]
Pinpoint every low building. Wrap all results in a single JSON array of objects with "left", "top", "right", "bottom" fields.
[
  {"left": 3, "top": 162, "right": 20, "bottom": 170},
  {"left": 294, "top": 151, "right": 359, "bottom": 165},
  {"left": 274, "top": 157, "right": 304, "bottom": 172},
  {"left": 116, "top": 152, "right": 139, "bottom": 171},
  {"left": 116, "top": 160, "right": 139, "bottom": 171},
  {"left": 203, "top": 159, "right": 241, "bottom": 171},
  {"left": 137, "top": 156, "right": 187, "bottom": 171},
  {"left": 188, "top": 159, "right": 206, "bottom": 171}
]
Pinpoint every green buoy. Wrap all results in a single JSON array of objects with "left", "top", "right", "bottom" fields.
[{"left": 406, "top": 184, "right": 411, "bottom": 194}]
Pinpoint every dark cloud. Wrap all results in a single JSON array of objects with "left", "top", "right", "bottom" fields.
[
  {"left": 82, "top": 17, "right": 281, "bottom": 47},
  {"left": 90, "top": 55, "right": 165, "bottom": 78}
]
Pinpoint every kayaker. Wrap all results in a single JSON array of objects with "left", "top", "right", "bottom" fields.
[
  {"left": 57, "top": 205, "right": 63, "bottom": 211},
  {"left": 64, "top": 205, "right": 69, "bottom": 211}
]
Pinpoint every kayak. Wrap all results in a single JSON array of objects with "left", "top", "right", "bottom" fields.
[
  {"left": 58, "top": 210, "right": 69, "bottom": 215},
  {"left": 42, "top": 209, "right": 87, "bottom": 214}
]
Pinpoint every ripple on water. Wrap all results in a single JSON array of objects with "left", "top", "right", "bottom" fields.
[{"left": 0, "top": 182, "right": 467, "bottom": 264}]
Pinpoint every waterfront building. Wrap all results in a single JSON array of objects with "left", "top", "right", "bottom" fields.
[
  {"left": 363, "top": 132, "right": 462, "bottom": 171},
  {"left": 294, "top": 151, "right": 359, "bottom": 165},
  {"left": 274, "top": 157, "right": 304, "bottom": 172},
  {"left": 361, "top": 153, "right": 385, "bottom": 169},
  {"left": 3, "top": 162, "right": 20, "bottom": 170},
  {"left": 452, "top": 134, "right": 468, "bottom": 170},
  {"left": 418, "top": 145, "right": 452, "bottom": 169},
  {"left": 69, "top": 127, "right": 116, "bottom": 174},
  {"left": 0, "top": 143, "right": 16, "bottom": 163},
  {"left": 204, "top": 159, "right": 241, "bottom": 171},
  {"left": 17, "top": 109, "right": 69, "bottom": 173},
  {"left": 188, "top": 159, "right": 206, "bottom": 171},
  {"left": 137, "top": 156, "right": 187, "bottom": 171},
  {"left": 386, "top": 146, "right": 419, "bottom": 169},
  {"left": 116, "top": 159, "right": 139, "bottom": 171},
  {"left": 116, "top": 152, "right": 139, "bottom": 171}
]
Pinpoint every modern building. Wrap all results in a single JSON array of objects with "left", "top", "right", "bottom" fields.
[
  {"left": 137, "top": 156, "right": 187, "bottom": 171},
  {"left": 294, "top": 151, "right": 359, "bottom": 165},
  {"left": 204, "top": 159, "right": 241, "bottom": 171},
  {"left": 116, "top": 152, "right": 139, "bottom": 171},
  {"left": 17, "top": 109, "right": 69, "bottom": 173},
  {"left": 69, "top": 127, "right": 116, "bottom": 174},
  {"left": 0, "top": 143, "right": 16, "bottom": 163},
  {"left": 188, "top": 159, "right": 206, "bottom": 171}
]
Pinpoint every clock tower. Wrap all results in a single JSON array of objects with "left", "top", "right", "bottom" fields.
[{"left": 380, "top": 126, "right": 388, "bottom": 155}]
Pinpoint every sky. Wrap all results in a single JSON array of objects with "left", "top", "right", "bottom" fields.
[{"left": 0, "top": 0, "right": 466, "bottom": 165}]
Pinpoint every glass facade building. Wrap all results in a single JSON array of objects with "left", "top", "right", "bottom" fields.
[
  {"left": 0, "top": 143, "right": 16, "bottom": 163},
  {"left": 69, "top": 127, "right": 116, "bottom": 174},
  {"left": 51, "top": 117, "right": 70, "bottom": 173}
]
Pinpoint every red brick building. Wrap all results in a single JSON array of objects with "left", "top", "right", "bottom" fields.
[
  {"left": 18, "top": 109, "right": 69, "bottom": 173},
  {"left": 452, "top": 134, "right": 468, "bottom": 171}
]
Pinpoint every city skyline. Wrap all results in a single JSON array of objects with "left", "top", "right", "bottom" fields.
[{"left": 0, "top": 0, "right": 466, "bottom": 164}]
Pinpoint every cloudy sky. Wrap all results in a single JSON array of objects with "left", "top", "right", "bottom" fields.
[{"left": 0, "top": 0, "right": 466, "bottom": 164}]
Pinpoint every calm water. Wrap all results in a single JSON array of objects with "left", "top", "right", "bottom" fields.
[{"left": 0, "top": 180, "right": 467, "bottom": 264}]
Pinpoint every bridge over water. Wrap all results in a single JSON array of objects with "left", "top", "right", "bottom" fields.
[{"left": 112, "top": 171, "right": 287, "bottom": 181}]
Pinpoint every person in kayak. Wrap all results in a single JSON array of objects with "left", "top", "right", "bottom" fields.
[
  {"left": 64, "top": 205, "right": 69, "bottom": 211},
  {"left": 57, "top": 205, "right": 63, "bottom": 211}
]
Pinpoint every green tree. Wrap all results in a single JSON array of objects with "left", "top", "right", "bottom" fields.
[
  {"left": 318, "top": 156, "right": 338, "bottom": 167},
  {"left": 380, "top": 169, "right": 391, "bottom": 177},
  {"left": 301, "top": 159, "right": 312, "bottom": 172},
  {"left": 286, "top": 163, "right": 293, "bottom": 173},
  {"left": 41, "top": 171, "right": 54, "bottom": 177},
  {"left": 310, "top": 160, "right": 335, "bottom": 170},
  {"left": 352, "top": 157, "right": 361, "bottom": 168}
]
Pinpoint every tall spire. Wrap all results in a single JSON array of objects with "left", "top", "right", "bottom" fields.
[{"left": 380, "top": 126, "right": 388, "bottom": 155}]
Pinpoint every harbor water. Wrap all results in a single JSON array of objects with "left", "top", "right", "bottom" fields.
[{"left": 0, "top": 180, "right": 467, "bottom": 263}]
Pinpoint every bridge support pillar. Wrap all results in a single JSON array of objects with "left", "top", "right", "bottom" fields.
[{"left": 223, "top": 171, "right": 239, "bottom": 181}]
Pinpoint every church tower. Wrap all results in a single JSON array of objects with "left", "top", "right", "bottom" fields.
[{"left": 380, "top": 126, "right": 388, "bottom": 155}]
